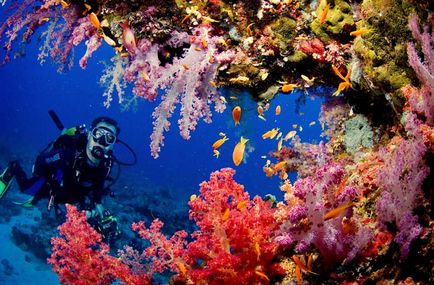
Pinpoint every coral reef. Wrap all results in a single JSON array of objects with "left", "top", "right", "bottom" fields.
[
  {"left": 2, "top": 0, "right": 429, "bottom": 156},
  {"left": 0, "top": 1, "right": 433, "bottom": 284}
]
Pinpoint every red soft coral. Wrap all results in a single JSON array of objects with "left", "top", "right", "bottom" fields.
[
  {"left": 131, "top": 219, "right": 188, "bottom": 277},
  {"left": 48, "top": 204, "right": 149, "bottom": 285},
  {"left": 49, "top": 169, "right": 284, "bottom": 285},
  {"left": 185, "top": 168, "right": 284, "bottom": 284}
]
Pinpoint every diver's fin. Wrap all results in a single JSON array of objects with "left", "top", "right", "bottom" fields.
[
  {"left": 0, "top": 165, "right": 15, "bottom": 200},
  {"left": 12, "top": 196, "right": 34, "bottom": 208}
]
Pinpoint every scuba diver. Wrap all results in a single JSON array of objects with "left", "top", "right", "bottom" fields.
[{"left": 0, "top": 111, "right": 136, "bottom": 243}]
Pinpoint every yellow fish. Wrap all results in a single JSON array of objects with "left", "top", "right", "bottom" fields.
[
  {"left": 103, "top": 35, "right": 117, "bottom": 47},
  {"left": 212, "top": 136, "right": 229, "bottom": 149},
  {"left": 236, "top": 201, "right": 248, "bottom": 211},
  {"left": 284, "top": 130, "right": 297, "bottom": 141},
  {"left": 262, "top": 128, "right": 280, "bottom": 139},
  {"left": 273, "top": 161, "right": 287, "bottom": 171},
  {"left": 276, "top": 132, "right": 283, "bottom": 140},
  {"left": 350, "top": 28, "right": 372, "bottom": 37},
  {"left": 189, "top": 194, "right": 197, "bottom": 202},
  {"left": 309, "top": 121, "right": 316, "bottom": 126},
  {"left": 323, "top": 202, "right": 354, "bottom": 221},
  {"left": 232, "top": 136, "right": 248, "bottom": 166},
  {"left": 213, "top": 149, "right": 220, "bottom": 158},
  {"left": 222, "top": 208, "right": 230, "bottom": 221},
  {"left": 277, "top": 139, "right": 283, "bottom": 151},
  {"left": 60, "top": 0, "right": 69, "bottom": 8}
]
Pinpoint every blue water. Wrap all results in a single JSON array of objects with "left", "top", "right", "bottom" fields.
[{"left": 0, "top": 36, "right": 328, "bottom": 201}]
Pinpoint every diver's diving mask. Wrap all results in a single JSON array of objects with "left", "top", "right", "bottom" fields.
[{"left": 90, "top": 127, "right": 117, "bottom": 147}]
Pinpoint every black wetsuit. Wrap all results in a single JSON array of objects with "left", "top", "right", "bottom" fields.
[{"left": 11, "top": 133, "right": 112, "bottom": 209}]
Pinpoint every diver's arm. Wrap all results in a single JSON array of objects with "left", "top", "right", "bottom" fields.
[
  {"left": 85, "top": 204, "right": 104, "bottom": 218},
  {"left": 94, "top": 203, "right": 104, "bottom": 217}
]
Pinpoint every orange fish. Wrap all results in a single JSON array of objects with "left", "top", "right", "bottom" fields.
[
  {"left": 262, "top": 128, "right": 280, "bottom": 139},
  {"left": 212, "top": 136, "right": 229, "bottom": 149},
  {"left": 60, "top": 0, "right": 69, "bottom": 8},
  {"left": 293, "top": 255, "right": 308, "bottom": 272},
  {"left": 178, "top": 261, "right": 187, "bottom": 276},
  {"left": 257, "top": 105, "right": 264, "bottom": 116},
  {"left": 323, "top": 202, "right": 354, "bottom": 221},
  {"left": 307, "top": 255, "right": 313, "bottom": 271},
  {"left": 279, "top": 171, "right": 288, "bottom": 180},
  {"left": 334, "top": 80, "right": 352, "bottom": 96},
  {"left": 213, "top": 149, "right": 220, "bottom": 158},
  {"left": 265, "top": 103, "right": 270, "bottom": 110},
  {"left": 263, "top": 166, "right": 274, "bottom": 177},
  {"left": 273, "top": 161, "right": 287, "bottom": 172},
  {"left": 246, "top": 23, "right": 254, "bottom": 36},
  {"left": 350, "top": 28, "right": 372, "bottom": 37},
  {"left": 232, "top": 106, "right": 241, "bottom": 125},
  {"left": 236, "top": 201, "right": 248, "bottom": 211},
  {"left": 201, "top": 38, "right": 208, "bottom": 49},
  {"left": 39, "top": 17, "right": 50, "bottom": 24},
  {"left": 335, "top": 178, "right": 347, "bottom": 198},
  {"left": 332, "top": 65, "right": 352, "bottom": 96},
  {"left": 89, "top": 12, "right": 100, "bottom": 29},
  {"left": 295, "top": 265, "right": 302, "bottom": 285},
  {"left": 255, "top": 270, "right": 270, "bottom": 281},
  {"left": 275, "top": 105, "right": 281, "bottom": 115},
  {"left": 319, "top": 1, "right": 330, "bottom": 25},
  {"left": 281, "top": 83, "right": 298, "bottom": 93},
  {"left": 222, "top": 208, "right": 230, "bottom": 221},
  {"left": 232, "top": 136, "right": 248, "bottom": 166}
]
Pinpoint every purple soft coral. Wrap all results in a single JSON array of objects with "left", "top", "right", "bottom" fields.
[
  {"left": 406, "top": 14, "right": 434, "bottom": 125},
  {"left": 276, "top": 162, "right": 372, "bottom": 265},
  {"left": 376, "top": 138, "right": 429, "bottom": 258}
]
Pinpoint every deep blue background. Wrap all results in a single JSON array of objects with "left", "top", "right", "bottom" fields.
[{"left": 0, "top": 19, "right": 327, "bottom": 201}]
